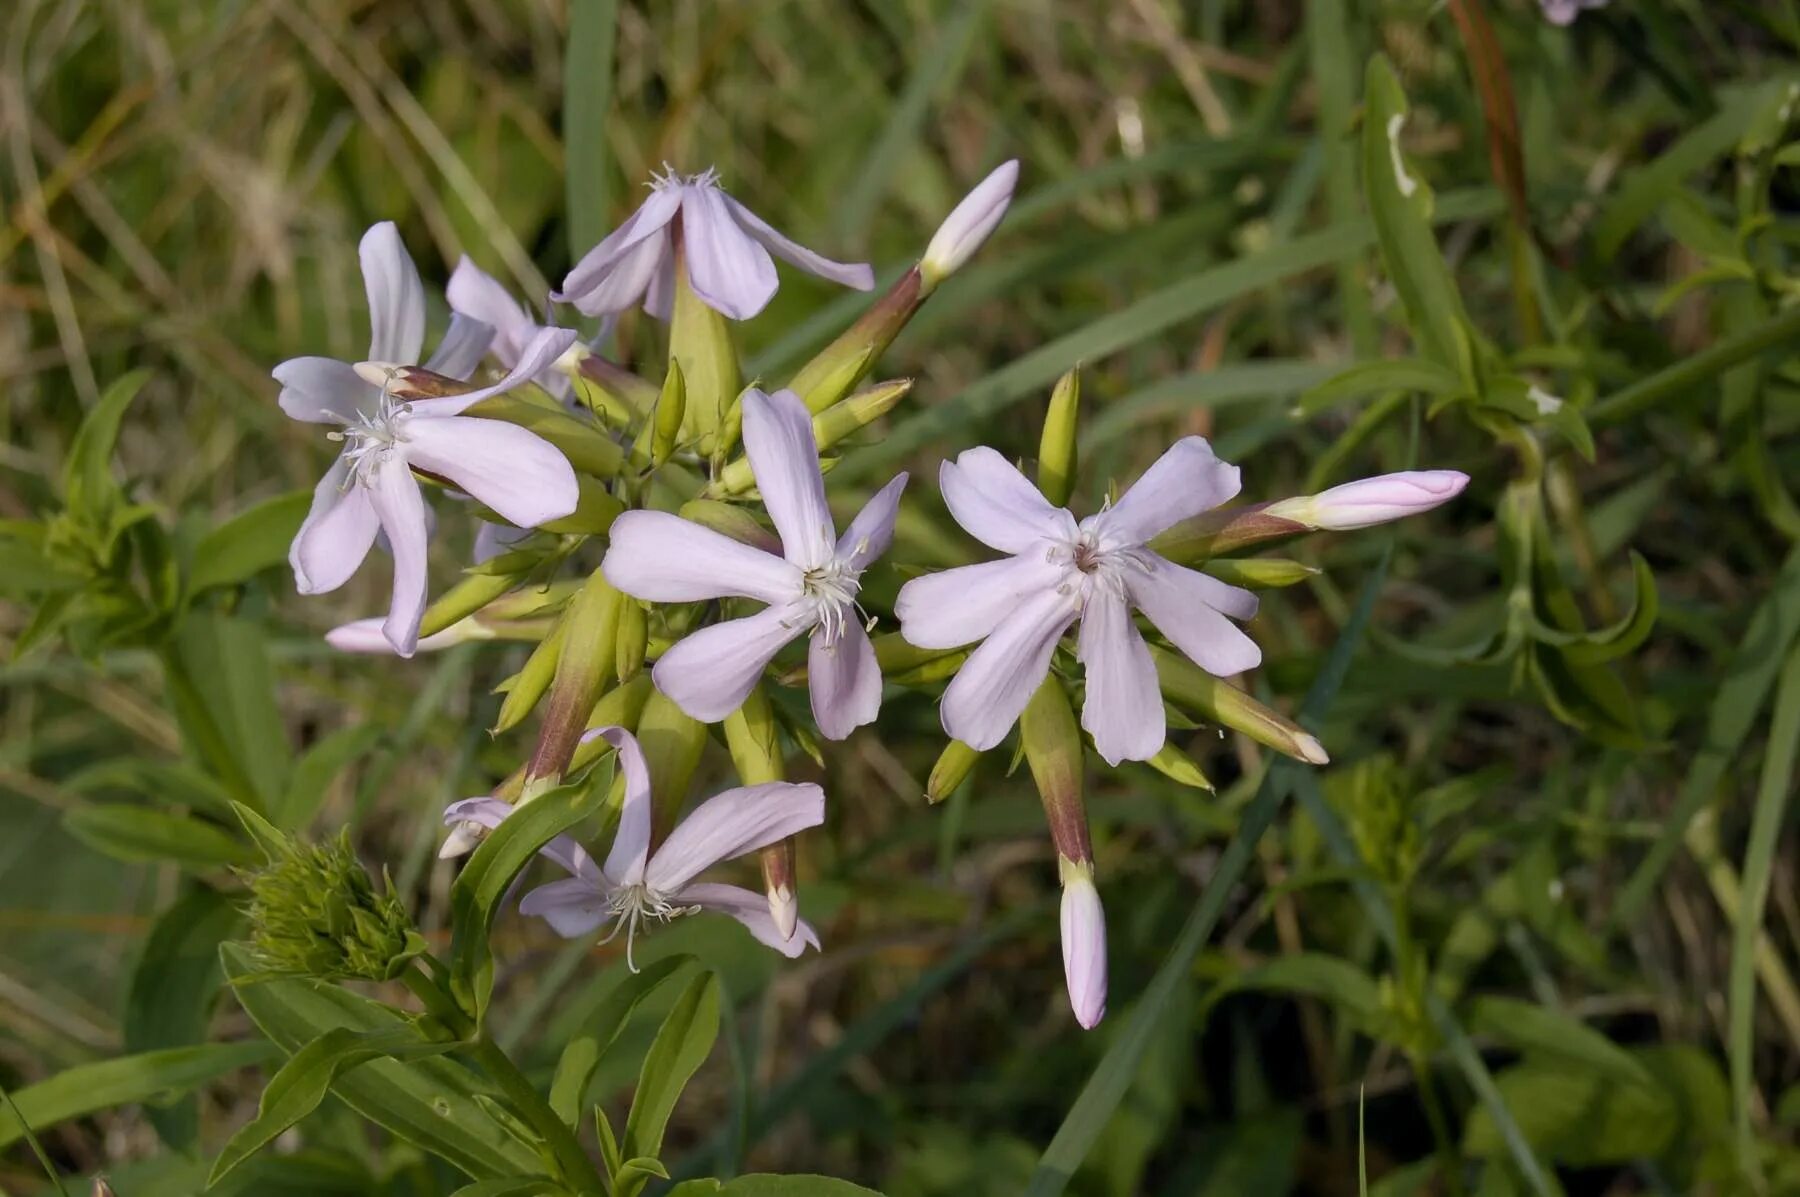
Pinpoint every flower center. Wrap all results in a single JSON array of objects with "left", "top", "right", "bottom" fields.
[
  {"left": 800, "top": 560, "right": 863, "bottom": 647},
  {"left": 1049, "top": 530, "right": 1154, "bottom": 606},
  {"left": 649, "top": 162, "right": 720, "bottom": 194},
  {"left": 327, "top": 388, "right": 412, "bottom": 484},
  {"left": 598, "top": 883, "right": 698, "bottom": 973}
]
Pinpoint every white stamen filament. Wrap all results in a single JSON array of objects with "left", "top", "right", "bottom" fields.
[
  {"left": 800, "top": 558, "right": 863, "bottom": 647},
  {"left": 334, "top": 383, "right": 414, "bottom": 486},
  {"left": 599, "top": 883, "right": 700, "bottom": 972}
]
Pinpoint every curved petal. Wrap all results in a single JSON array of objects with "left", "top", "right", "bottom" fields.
[
  {"left": 651, "top": 602, "right": 810, "bottom": 723},
  {"left": 405, "top": 327, "right": 581, "bottom": 418},
  {"left": 680, "top": 882, "right": 821, "bottom": 957},
  {"left": 1076, "top": 588, "right": 1165, "bottom": 765},
  {"left": 645, "top": 781, "right": 825, "bottom": 893},
  {"left": 1060, "top": 874, "right": 1107, "bottom": 1029},
  {"left": 327, "top": 616, "right": 466, "bottom": 656},
  {"left": 555, "top": 186, "right": 682, "bottom": 305},
  {"left": 742, "top": 388, "right": 833, "bottom": 570},
  {"left": 723, "top": 194, "right": 874, "bottom": 290},
  {"left": 519, "top": 877, "right": 611, "bottom": 939},
  {"left": 360, "top": 222, "right": 426, "bottom": 364},
  {"left": 642, "top": 249, "right": 678, "bottom": 322},
  {"left": 404, "top": 417, "right": 579, "bottom": 528},
  {"left": 601, "top": 510, "right": 801, "bottom": 605},
  {"left": 1127, "top": 555, "right": 1262, "bottom": 677},
  {"left": 562, "top": 227, "right": 670, "bottom": 318},
  {"left": 423, "top": 312, "right": 495, "bottom": 380},
  {"left": 1091, "top": 437, "right": 1240, "bottom": 548},
  {"left": 895, "top": 554, "right": 1069, "bottom": 650},
  {"left": 681, "top": 185, "right": 778, "bottom": 320},
  {"left": 365, "top": 459, "right": 430, "bottom": 657},
  {"left": 274, "top": 356, "right": 374, "bottom": 425},
  {"left": 448, "top": 256, "right": 535, "bottom": 363},
  {"left": 940, "top": 447, "right": 1077, "bottom": 555},
  {"left": 809, "top": 618, "right": 881, "bottom": 740},
  {"left": 580, "top": 726, "right": 654, "bottom": 887},
  {"left": 291, "top": 458, "right": 379, "bottom": 595},
  {"left": 835, "top": 472, "right": 908, "bottom": 572},
  {"left": 939, "top": 585, "right": 1080, "bottom": 750}
]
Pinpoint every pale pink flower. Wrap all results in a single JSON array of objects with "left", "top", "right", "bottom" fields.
[
  {"left": 556, "top": 166, "right": 873, "bottom": 322},
  {"left": 276, "top": 224, "right": 582, "bottom": 656},
  {"left": 895, "top": 439, "right": 1260, "bottom": 766},
  {"left": 602, "top": 388, "right": 907, "bottom": 738}
]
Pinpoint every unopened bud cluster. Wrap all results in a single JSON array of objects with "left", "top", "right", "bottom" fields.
[{"left": 244, "top": 831, "right": 424, "bottom": 983}]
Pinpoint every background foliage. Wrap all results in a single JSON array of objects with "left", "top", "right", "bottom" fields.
[{"left": 3, "top": 0, "right": 1799, "bottom": 1194}]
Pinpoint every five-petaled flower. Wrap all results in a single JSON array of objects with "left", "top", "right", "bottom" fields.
[
  {"left": 555, "top": 166, "right": 874, "bottom": 321},
  {"left": 602, "top": 387, "right": 908, "bottom": 738},
  {"left": 441, "top": 727, "right": 825, "bottom": 966},
  {"left": 895, "top": 439, "right": 1261, "bottom": 766},
  {"left": 275, "top": 223, "right": 583, "bottom": 656}
]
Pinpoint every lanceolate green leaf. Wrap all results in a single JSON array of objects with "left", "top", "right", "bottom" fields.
[
  {"left": 221, "top": 944, "right": 542, "bottom": 1180},
  {"left": 549, "top": 955, "right": 694, "bottom": 1126},
  {"left": 0, "top": 1042, "right": 275, "bottom": 1151},
  {"left": 620, "top": 971, "right": 722, "bottom": 1189},
  {"left": 63, "top": 803, "right": 251, "bottom": 871},
  {"left": 63, "top": 369, "right": 151, "bottom": 521},
  {"left": 164, "top": 612, "right": 291, "bottom": 811},
  {"left": 185, "top": 490, "right": 310, "bottom": 596}
]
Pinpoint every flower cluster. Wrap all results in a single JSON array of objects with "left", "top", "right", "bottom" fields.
[{"left": 280, "top": 161, "right": 1468, "bottom": 1029}]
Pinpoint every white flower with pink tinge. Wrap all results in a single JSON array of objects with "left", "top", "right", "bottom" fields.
[
  {"left": 555, "top": 166, "right": 873, "bottom": 322},
  {"left": 601, "top": 387, "right": 908, "bottom": 739},
  {"left": 896, "top": 438, "right": 1261, "bottom": 767},
  {"left": 440, "top": 727, "right": 824, "bottom": 966},
  {"left": 275, "top": 222, "right": 581, "bottom": 656}
]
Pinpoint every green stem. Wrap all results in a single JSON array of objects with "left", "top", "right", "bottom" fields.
[{"left": 1591, "top": 305, "right": 1800, "bottom": 426}]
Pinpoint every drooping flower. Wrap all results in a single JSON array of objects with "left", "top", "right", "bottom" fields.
[
  {"left": 555, "top": 166, "right": 874, "bottom": 321},
  {"left": 458, "top": 727, "right": 826, "bottom": 965},
  {"left": 447, "top": 257, "right": 580, "bottom": 402},
  {"left": 1540, "top": 0, "right": 1606, "bottom": 24},
  {"left": 895, "top": 439, "right": 1260, "bottom": 766},
  {"left": 602, "top": 388, "right": 908, "bottom": 738},
  {"left": 276, "top": 223, "right": 583, "bottom": 656},
  {"left": 1263, "top": 470, "right": 1469, "bottom": 531}
]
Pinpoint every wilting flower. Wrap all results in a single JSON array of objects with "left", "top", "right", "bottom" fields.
[
  {"left": 921, "top": 160, "right": 1020, "bottom": 288},
  {"left": 895, "top": 439, "right": 1260, "bottom": 766},
  {"left": 1263, "top": 470, "right": 1469, "bottom": 531},
  {"left": 556, "top": 166, "right": 874, "bottom": 321},
  {"left": 275, "top": 223, "right": 583, "bottom": 656},
  {"left": 603, "top": 388, "right": 907, "bottom": 738},
  {"left": 1540, "top": 0, "right": 1605, "bottom": 24},
  {"left": 439, "top": 727, "right": 825, "bottom": 965},
  {"left": 447, "top": 257, "right": 579, "bottom": 402}
]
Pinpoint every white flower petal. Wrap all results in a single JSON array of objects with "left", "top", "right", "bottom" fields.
[
  {"left": 274, "top": 356, "right": 375, "bottom": 425},
  {"left": 1127, "top": 556, "right": 1262, "bottom": 677},
  {"left": 680, "top": 184, "right": 778, "bottom": 320},
  {"left": 644, "top": 781, "right": 825, "bottom": 893},
  {"left": 584, "top": 726, "right": 653, "bottom": 887},
  {"left": 360, "top": 222, "right": 426, "bottom": 364},
  {"left": 1077, "top": 588, "right": 1165, "bottom": 765},
  {"left": 1060, "top": 873, "right": 1107, "bottom": 1029},
  {"left": 940, "top": 447, "right": 1077, "bottom": 555},
  {"left": 404, "top": 417, "right": 578, "bottom": 529},
  {"left": 422, "top": 312, "right": 496, "bottom": 380},
  {"left": 448, "top": 256, "right": 536, "bottom": 363},
  {"left": 365, "top": 458, "right": 430, "bottom": 657},
  {"left": 404, "top": 327, "right": 580, "bottom": 418},
  {"left": 555, "top": 186, "right": 683, "bottom": 309},
  {"left": 809, "top": 618, "right": 881, "bottom": 741},
  {"left": 723, "top": 194, "right": 874, "bottom": 291},
  {"left": 650, "top": 602, "right": 810, "bottom": 723},
  {"left": 643, "top": 249, "right": 678, "bottom": 321},
  {"left": 921, "top": 159, "right": 1019, "bottom": 283},
  {"left": 602, "top": 510, "right": 802, "bottom": 605},
  {"left": 939, "top": 585, "right": 1079, "bottom": 750},
  {"left": 291, "top": 458, "right": 379, "bottom": 596},
  {"left": 1092, "top": 436, "right": 1240, "bottom": 547},
  {"left": 327, "top": 616, "right": 467, "bottom": 656},
  {"left": 742, "top": 388, "right": 833, "bottom": 570},
  {"left": 519, "top": 877, "right": 611, "bottom": 938},
  {"left": 680, "top": 882, "right": 821, "bottom": 957},
  {"left": 895, "top": 554, "right": 1070, "bottom": 650},
  {"left": 835, "top": 472, "right": 909, "bottom": 572}
]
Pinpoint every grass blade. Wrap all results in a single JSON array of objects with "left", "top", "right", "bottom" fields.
[{"left": 565, "top": 0, "right": 618, "bottom": 265}]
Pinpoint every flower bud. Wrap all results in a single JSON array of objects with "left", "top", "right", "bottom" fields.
[
  {"left": 1021, "top": 676, "right": 1091, "bottom": 865},
  {"left": 567, "top": 674, "right": 655, "bottom": 773},
  {"left": 724, "top": 684, "right": 784, "bottom": 785},
  {"left": 418, "top": 570, "right": 527, "bottom": 639},
  {"left": 238, "top": 810, "right": 424, "bottom": 984},
  {"left": 1147, "top": 505, "right": 1310, "bottom": 566},
  {"left": 614, "top": 598, "right": 647, "bottom": 683},
  {"left": 1058, "top": 857, "right": 1107, "bottom": 1030},
  {"left": 492, "top": 618, "right": 568, "bottom": 735},
  {"left": 574, "top": 354, "right": 658, "bottom": 426},
  {"left": 926, "top": 739, "right": 982, "bottom": 804},
  {"left": 1036, "top": 366, "right": 1081, "bottom": 509},
  {"left": 762, "top": 841, "right": 799, "bottom": 941},
  {"left": 651, "top": 359, "right": 687, "bottom": 466},
  {"left": 1201, "top": 558, "right": 1320, "bottom": 589},
  {"left": 1262, "top": 470, "right": 1469, "bottom": 531},
  {"left": 921, "top": 160, "right": 1020, "bottom": 292},
  {"left": 326, "top": 615, "right": 496, "bottom": 655},
  {"left": 708, "top": 379, "right": 911, "bottom": 497},
  {"left": 524, "top": 570, "right": 622, "bottom": 784},
  {"left": 785, "top": 269, "right": 923, "bottom": 413},
  {"left": 1151, "top": 646, "right": 1329, "bottom": 765},
  {"left": 1145, "top": 742, "right": 1213, "bottom": 791}
]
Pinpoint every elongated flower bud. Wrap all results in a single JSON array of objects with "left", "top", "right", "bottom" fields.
[
  {"left": 1037, "top": 366, "right": 1080, "bottom": 509},
  {"left": 926, "top": 739, "right": 982, "bottom": 804},
  {"left": 921, "top": 160, "right": 1020, "bottom": 292},
  {"left": 1152, "top": 646, "right": 1329, "bottom": 765},
  {"left": 1147, "top": 505, "right": 1311, "bottom": 566},
  {"left": 708, "top": 380, "right": 911, "bottom": 496},
  {"left": 418, "top": 569, "right": 526, "bottom": 639},
  {"left": 492, "top": 619, "right": 568, "bottom": 734},
  {"left": 614, "top": 598, "right": 647, "bottom": 683},
  {"left": 670, "top": 237, "right": 741, "bottom": 445},
  {"left": 1058, "top": 856, "right": 1107, "bottom": 1030},
  {"left": 651, "top": 359, "right": 687, "bottom": 466},
  {"left": 524, "top": 570, "right": 622, "bottom": 785},
  {"left": 762, "top": 841, "right": 799, "bottom": 941},
  {"left": 785, "top": 269, "right": 924, "bottom": 413},
  {"left": 566, "top": 674, "right": 655, "bottom": 773},
  {"left": 1021, "top": 677, "right": 1090, "bottom": 865},
  {"left": 1262, "top": 470, "right": 1469, "bottom": 531}
]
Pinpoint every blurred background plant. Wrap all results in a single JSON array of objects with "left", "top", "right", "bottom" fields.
[{"left": 3, "top": 0, "right": 1800, "bottom": 1194}]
